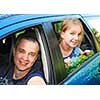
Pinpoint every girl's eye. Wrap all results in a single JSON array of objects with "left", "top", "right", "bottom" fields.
[
  {"left": 70, "top": 32, "right": 74, "bottom": 35},
  {"left": 78, "top": 33, "right": 81, "bottom": 36}
]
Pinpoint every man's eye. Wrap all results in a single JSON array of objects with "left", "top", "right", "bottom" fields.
[
  {"left": 18, "top": 48, "right": 24, "bottom": 53},
  {"left": 29, "top": 53, "right": 35, "bottom": 57}
]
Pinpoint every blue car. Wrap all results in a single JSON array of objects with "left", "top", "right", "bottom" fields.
[{"left": 0, "top": 14, "right": 100, "bottom": 85}]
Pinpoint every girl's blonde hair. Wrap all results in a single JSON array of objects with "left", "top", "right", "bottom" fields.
[{"left": 61, "top": 18, "right": 84, "bottom": 44}]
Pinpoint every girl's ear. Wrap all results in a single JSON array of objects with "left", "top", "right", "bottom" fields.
[{"left": 60, "top": 31, "right": 65, "bottom": 39}]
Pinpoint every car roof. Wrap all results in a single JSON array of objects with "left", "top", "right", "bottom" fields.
[
  {"left": 2, "top": 14, "right": 98, "bottom": 39},
  {"left": 0, "top": 14, "right": 82, "bottom": 24},
  {"left": 0, "top": 14, "right": 99, "bottom": 27},
  {"left": 0, "top": 14, "right": 82, "bottom": 38},
  {"left": 0, "top": 14, "right": 66, "bottom": 29}
]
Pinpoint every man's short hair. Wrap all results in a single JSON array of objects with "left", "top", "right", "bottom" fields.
[{"left": 15, "top": 29, "right": 40, "bottom": 51}]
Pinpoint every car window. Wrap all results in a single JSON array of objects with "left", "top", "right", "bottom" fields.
[
  {"left": 52, "top": 18, "right": 95, "bottom": 76},
  {"left": 84, "top": 15, "right": 100, "bottom": 51},
  {"left": 0, "top": 26, "right": 48, "bottom": 84},
  {"left": 85, "top": 16, "right": 100, "bottom": 34}
]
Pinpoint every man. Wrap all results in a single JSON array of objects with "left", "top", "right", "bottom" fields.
[{"left": 6, "top": 30, "right": 45, "bottom": 85}]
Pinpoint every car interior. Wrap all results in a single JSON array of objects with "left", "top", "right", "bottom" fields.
[{"left": 0, "top": 36, "right": 13, "bottom": 81}]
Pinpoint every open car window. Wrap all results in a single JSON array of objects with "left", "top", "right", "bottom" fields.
[
  {"left": 52, "top": 18, "right": 95, "bottom": 76},
  {"left": 15, "top": 27, "right": 48, "bottom": 83},
  {"left": 0, "top": 26, "right": 47, "bottom": 84}
]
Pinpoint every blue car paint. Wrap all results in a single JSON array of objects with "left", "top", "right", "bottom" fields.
[
  {"left": 0, "top": 14, "right": 80, "bottom": 38},
  {"left": 64, "top": 53, "right": 100, "bottom": 85},
  {"left": 0, "top": 14, "right": 52, "bottom": 38}
]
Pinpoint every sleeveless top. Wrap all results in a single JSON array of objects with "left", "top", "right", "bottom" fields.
[
  {"left": 12, "top": 70, "right": 43, "bottom": 85},
  {"left": 5, "top": 58, "right": 44, "bottom": 85},
  {"left": 64, "top": 47, "right": 81, "bottom": 60}
]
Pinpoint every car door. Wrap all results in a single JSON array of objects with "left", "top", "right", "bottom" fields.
[
  {"left": 50, "top": 14, "right": 99, "bottom": 85},
  {"left": 0, "top": 14, "right": 52, "bottom": 84}
]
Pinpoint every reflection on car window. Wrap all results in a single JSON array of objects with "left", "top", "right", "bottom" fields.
[
  {"left": 85, "top": 17, "right": 100, "bottom": 48},
  {"left": 92, "top": 28, "right": 100, "bottom": 44},
  {"left": 87, "top": 18, "right": 100, "bottom": 33}
]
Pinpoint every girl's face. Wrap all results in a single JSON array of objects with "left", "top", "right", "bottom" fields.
[{"left": 61, "top": 24, "right": 82, "bottom": 48}]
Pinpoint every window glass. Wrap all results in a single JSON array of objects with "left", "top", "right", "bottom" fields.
[{"left": 84, "top": 16, "right": 100, "bottom": 46}]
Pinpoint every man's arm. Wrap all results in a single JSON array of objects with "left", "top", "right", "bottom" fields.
[{"left": 27, "top": 76, "right": 46, "bottom": 85}]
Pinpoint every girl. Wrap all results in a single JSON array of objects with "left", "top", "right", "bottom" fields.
[{"left": 59, "top": 18, "right": 90, "bottom": 67}]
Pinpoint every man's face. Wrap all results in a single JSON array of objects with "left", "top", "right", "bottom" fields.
[{"left": 13, "top": 38, "right": 39, "bottom": 71}]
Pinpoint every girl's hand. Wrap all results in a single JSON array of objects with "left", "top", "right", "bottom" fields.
[
  {"left": 82, "top": 50, "right": 90, "bottom": 56},
  {"left": 64, "top": 57, "right": 71, "bottom": 67}
]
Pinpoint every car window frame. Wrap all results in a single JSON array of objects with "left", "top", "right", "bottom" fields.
[
  {"left": 83, "top": 15, "right": 100, "bottom": 52},
  {"left": 51, "top": 16, "right": 99, "bottom": 84},
  {"left": 0, "top": 21, "right": 48, "bottom": 84}
]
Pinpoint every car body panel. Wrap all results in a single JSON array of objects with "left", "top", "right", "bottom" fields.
[
  {"left": 63, "top": 53, "right": 100, "bottom": 85},
  {"left": 0, "top": 14, "right": 81, "bottom": 38}
]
